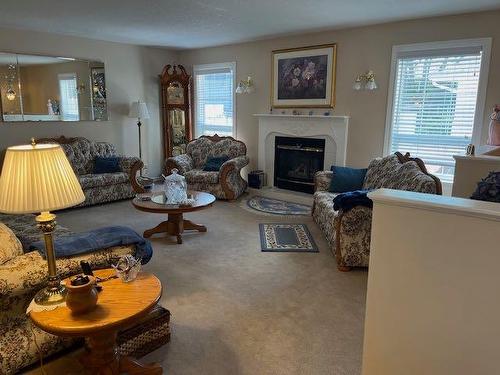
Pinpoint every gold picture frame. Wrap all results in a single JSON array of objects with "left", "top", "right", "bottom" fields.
[{"left": 271, "top": 43, "right": 337, "bottom": 108}]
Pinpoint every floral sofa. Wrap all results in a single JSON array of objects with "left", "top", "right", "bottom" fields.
[
  {"left": 165, "top": 134, "right": 249, "bottom": 200},
  {"left": 38, "top": 136, "right": 141, "bottom": 207},
  {"left": 312, "top": 152, "right": 442, "bottom": 271},
  {"left": 0, "top": 213, "right": 138, "bottom": 374}
]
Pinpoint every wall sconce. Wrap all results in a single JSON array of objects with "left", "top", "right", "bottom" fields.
[
  {"left": 235, "top": 76, "right": 254, "bottom": 94},
  {"left": 6, "top": 88, "right": 16, "bottom": 101},
  {"left": 353, "top": 70, "right": 378, "bottom": 91}
]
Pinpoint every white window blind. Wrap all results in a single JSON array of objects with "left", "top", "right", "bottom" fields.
[
  {"left": 387, "top": 41, "right": 489, "bottom": 183},
  {"left": 194, "top": 63, "right": 235, "bottom": 137},
  {"left": 58, "top": 73, "right": 80, "bottom": 121}
]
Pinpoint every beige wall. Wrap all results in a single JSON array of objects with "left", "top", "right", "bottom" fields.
[
  {"left": 0, "top": 28, "right": 179, "bottom": 175},
  {"left": 363, "top": 189, "right": 500, "bottom": 374},
  {"left": 179, "top": 11, "right": 500, "bottom": 170}
]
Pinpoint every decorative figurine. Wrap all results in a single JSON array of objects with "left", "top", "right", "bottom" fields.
[
  {"left": 466, "top": 143, "right": 475, "bottom": 156},
  {"left": 112, "top": 255, "right": 142, "bottom": 283},
  {"left": 487, "top": 104, "right": 500, "bottom": 146}
]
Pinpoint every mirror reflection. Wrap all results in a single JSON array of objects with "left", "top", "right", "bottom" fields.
[
  {"left": 0, "top": 53, "right": 108, "bottom": 122},
  {"left": 169, "top": 109, "right": 187, "bottom": 156}
]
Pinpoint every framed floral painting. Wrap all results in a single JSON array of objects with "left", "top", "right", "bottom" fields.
[{"left": 271, "top": 44, "right": 337, "bottom": 108}]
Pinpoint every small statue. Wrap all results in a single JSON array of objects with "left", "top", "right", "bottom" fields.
[
  {"left": 487, "top": 104, "right": 500, "bottom": 146},
  {"left": 47, "top": 99, "right": 54, "bottom": 115}
]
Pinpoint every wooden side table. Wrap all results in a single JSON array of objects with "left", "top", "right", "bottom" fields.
[{"left": 29, "top": 269, "right": 163, "bottom": 375}]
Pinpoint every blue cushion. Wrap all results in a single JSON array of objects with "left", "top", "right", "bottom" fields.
[
  {"left": 328, "top": 166, "right": 367, "bottom": 193},
  {"left": 93, "top": 157, "right": 121, "bottom": 174},
  {"left": 203, "top": 156, "right": 230, "bottom": 171}
]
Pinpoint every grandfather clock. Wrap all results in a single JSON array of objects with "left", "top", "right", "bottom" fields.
[{"left": 160, "top": 64, "right": 193, "bottom": 158}]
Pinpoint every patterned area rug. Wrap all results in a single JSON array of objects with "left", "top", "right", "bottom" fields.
[
  {"left": 259, "top": 223, "right": 318, "bottom": 253},
  {"left": 244, "top": 196, "right": 311, "bottom": 216}
]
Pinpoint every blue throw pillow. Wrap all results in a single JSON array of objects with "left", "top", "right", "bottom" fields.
[
  {"left": 329, "top": 166, "right": 367, "bottom": 193},
  {"left": 93, "top": 157, "right": 121, "bottom": 174},
  {"left": 203, "top": 156, "right": 230, "bottom": 171}
]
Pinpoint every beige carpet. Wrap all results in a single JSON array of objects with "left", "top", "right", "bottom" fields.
[{"left": 34, "top": 194, "right": 367, "bottom": 375}]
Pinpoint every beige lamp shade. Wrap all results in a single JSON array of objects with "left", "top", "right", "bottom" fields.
[
  {"left": 0, "top": 143, "right": 85, "bottom": 214},
  {"left": 128, "top": 101, "right": 150, "bottom": 119}
]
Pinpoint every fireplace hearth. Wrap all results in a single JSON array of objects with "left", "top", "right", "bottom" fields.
[{"left": 274, "top": 136, "right": 325, "bottom": 194}]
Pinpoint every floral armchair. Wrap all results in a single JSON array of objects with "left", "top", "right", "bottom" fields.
[
  {"left": 312, "top": 152, "right": 442, "bottom": 271},
  {"left": 165, "top": 134, "right": 249, "bottom": 200}
]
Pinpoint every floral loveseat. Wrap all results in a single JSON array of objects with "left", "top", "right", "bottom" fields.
[
  {"left": 165, "top": 134, "right": 249, "bottom": 200},
  {"left": 0, "top": 213, "right": 137, "bottom": 374},
  {"left": 312, "top": 152, "right": 442, "bottom": 271},
  {"left": 38, "top": 136, "right": 141, "bottom": 207}
]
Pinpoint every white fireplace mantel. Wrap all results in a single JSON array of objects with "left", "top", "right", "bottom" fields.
[{"left": 254, "top": 114, "right": 349, "bottom": 187}]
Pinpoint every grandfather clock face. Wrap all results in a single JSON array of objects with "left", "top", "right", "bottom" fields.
[{"left": 166, "top": 82, "right": 185, "bottom": 105}]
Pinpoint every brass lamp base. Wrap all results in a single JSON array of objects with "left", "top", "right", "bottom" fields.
[
  {"left": 34, "top": 211, "right": 66, "bottom": 306},
  {"left": 34, "top": 283, "right": 67, "bottom": 305}
]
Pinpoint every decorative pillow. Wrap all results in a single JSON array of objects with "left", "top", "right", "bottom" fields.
[
  {"left": 329, "top": 166, "right": 368, "bottom": 193},
  {"left": 93, "top": 157, "right": 122, "bottom": 174},
  {"left": 0, "top": 222, "right": 23, "bottom": 264},
  {"left": 203, "top": 156, "right": 230, "bottom": 172}
]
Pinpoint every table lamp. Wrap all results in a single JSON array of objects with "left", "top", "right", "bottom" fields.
[
  {"left": 129, "top": 100, "right": 150, "bottom": 161},
  {"left": 0, "top": 139, "right": 85, "bottom": 305}
]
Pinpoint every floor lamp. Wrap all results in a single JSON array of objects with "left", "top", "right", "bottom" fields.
[
  {"left": 129, "top": 101, "right": 150, "bottom": 176},
  {"left": 0, "top": 140, "right": 85, "bottom": 305}
]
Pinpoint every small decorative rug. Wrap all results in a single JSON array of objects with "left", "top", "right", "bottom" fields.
[
  {"left": 259, "top": 223, "right": 318, "bottom": 253},
  {"left": 244, "top": 196, "right": 311, "bottom": 216}
]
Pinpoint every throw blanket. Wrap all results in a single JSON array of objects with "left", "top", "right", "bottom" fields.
[
  {"left": 333, "top": 190, "right": 373, "bottom": 212},
  {"left": 30, "top": 226, "right": 153, "bottom": 264}
]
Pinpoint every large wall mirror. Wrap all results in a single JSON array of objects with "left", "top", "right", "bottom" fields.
[{"left": 0, "top": 52, "right": 108, "bottom": 122}]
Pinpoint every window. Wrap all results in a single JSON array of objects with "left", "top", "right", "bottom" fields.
[
  {"left": 58, "top": 73, "right": 80, "bottom": 121},
  {"left": 194, "top": 62, "right": 235, "bottom": 137},
  {"left": 385, "top": 39, "right": 491, "bottom": 183}
]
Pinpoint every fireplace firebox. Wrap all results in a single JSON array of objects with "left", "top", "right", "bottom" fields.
[{"left": 274, "top": 136, "right": 325, "bottom": 194}]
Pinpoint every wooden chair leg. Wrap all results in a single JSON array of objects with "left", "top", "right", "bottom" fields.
[{"left": 337, "top": 265, "right": 352, "bottom": 272}]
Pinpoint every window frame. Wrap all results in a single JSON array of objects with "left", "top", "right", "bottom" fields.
[
  {"left": 383, "top": 38, "right": 492, "bottom": 162},
  {"left": 193, "top": 62, "right": 237, "bottom": 138}
]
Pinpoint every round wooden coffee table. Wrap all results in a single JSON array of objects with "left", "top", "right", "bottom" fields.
[
  {"left": 29, "top": 269, "right": 162, "bottom": 375},
  {"left": 132, "top": 190, "right": 216, "bottom": 244}
]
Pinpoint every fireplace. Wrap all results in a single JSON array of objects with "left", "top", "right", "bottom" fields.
[{"left": 274, "top": 136, "right": 325, "bottom": 194}]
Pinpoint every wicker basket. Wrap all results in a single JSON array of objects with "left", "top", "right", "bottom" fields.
[{"left": 117, "top": 304, "right": 171, "bottom": 358}]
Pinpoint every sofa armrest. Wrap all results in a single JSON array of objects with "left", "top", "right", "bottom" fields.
[
  {"left": 165, "top": 154, "right": 194, "bottom": 175},
  {"left": 314, "top": 171, "right": 333, "bottom": 192},
  {"left": 220, "top": 155, "right": 250, "bottom": 175},
  {"left": 335, "top": 205, "right": 373, "bottom": 268},
  {"left": 119, "top": 156, "right": 142, "bottom": 175},
  {"left": 1, "top": 245, "right": 135, "bottom": 315}
]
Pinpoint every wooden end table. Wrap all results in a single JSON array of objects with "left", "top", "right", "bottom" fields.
[
  {"left": 132, "top": 190, "right": 216, "bottom": 244},
  {"left": 29, "top": 269, "right": 163, "bottom": 375}
]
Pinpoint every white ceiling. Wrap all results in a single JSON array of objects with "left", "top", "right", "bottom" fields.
[{"left": 0, "top": 0, "right": 499, "bottom": 49}]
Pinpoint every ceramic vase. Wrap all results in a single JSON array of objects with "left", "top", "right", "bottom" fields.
[{"left": 65, "top": 275, "right": 98, "bottom": 314}]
